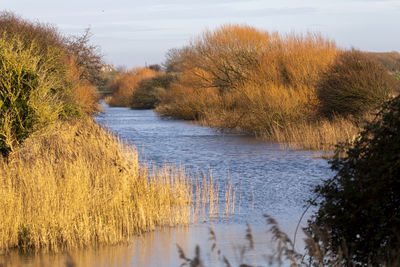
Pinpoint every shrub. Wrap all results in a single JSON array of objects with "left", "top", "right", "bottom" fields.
[
  {"left": 0, "top": 12, "right": 78, "bottom": 114},
  {"left": 0, "top": 12, "right": 104, "bottom": 108},
  {"left": 0, "top": 35, "right": 71, "bottom": 157},
  {"left": 130, "top": 73, "right": 176, "bottom": 109},
  {"left": 317, "top": 50, "right": 400, "bottom": 119},
  {"left": 66, "top": 28, "right": 104, "bottom": 87},
  {"left": 0, "top": 12, "right": 66, "bottom": 60},
  {"left": 308, "top": 95, "right": 400, "bottom": 265},
  {"left": 0, "top": 12, "right": 104, "bottom": 156},
  {"left": 365, "top": 51, "right": 400, "bottom": 74},
  {"left": 106, "top": 67, "right": 157, "bottom": 107},
  {"left": 66, "top": 56, "right": 100, "bottom": 114},
  {"left": 157, "top": 25, "right": 337, "bottom": 130}
]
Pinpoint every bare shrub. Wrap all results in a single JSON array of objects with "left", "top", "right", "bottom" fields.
[{"left": 317, "top": 50, "right": 400, "bottom": 119}]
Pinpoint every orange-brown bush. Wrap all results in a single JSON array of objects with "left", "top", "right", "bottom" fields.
[
  {"left": 66, "top": 57, "right": 100, "bottom": 114},
  {"left": 157, "top": 25, "right": 338, "bottom": 135},
  {"left": 317, "top": 50, "right": 400, "bottom": 119},
  {"left": 365, "top": 51, "right": 400, "bottom": 74},
  {"left": 130, "top": 73, "right": 177, "bottom": 109},
  {"left": 107, "top": 67, "right": 157, "bottom": 107}
]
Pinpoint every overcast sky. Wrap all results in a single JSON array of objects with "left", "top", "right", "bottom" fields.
[{"left": 2, "top": 0, "right": 399, "bottom": 68}]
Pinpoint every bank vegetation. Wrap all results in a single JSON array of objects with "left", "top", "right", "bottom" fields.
[
  {"left": 0, "top": 12, "right": 221, "bottom": 253},
  {"left": 105, "top": 25, "right": 400, "bottom": 150}
]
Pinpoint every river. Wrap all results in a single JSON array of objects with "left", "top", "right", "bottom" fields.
[{"left": 1, "top": 105, "right": 333, "bottom": 266}]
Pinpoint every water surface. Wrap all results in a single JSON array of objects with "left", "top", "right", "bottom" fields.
[
  {"left": 1, "top": 105, "right": 333, "bottom": 266},
  {"left": 95, "top": 106, "right": 331, "bottom": 226}
]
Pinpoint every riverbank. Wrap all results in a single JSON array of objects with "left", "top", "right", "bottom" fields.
[
  {"left": 1, "top": 105, "right": 331, "bottom": 266},
  {"left": 0, "top": 117, "right": 200, "bottom": 252},
  {"left": 104, "top": 26, "right": 399, "bottom": 151}
]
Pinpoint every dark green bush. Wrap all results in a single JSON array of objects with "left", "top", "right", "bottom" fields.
[
  {"left": 0, "top": 12, "right": 98, "bottom": 157},
  {"left": 0, "top": 36, "right": 69, "bottom": 156},
  {"left": 130, "top": 73, "right": 176, "bottom": 109},
  {"left": 317, "top": 50, "right": 400, "bottom": 119},
  {"left": 308, "top": 95, "right": 400, "bottom": 265},
  {"left": 0, "top": 12, "right": 80, "bottom": 115}
]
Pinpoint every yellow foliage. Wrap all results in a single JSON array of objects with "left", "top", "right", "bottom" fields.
[
  {"left": 0, "top": 118, "right": 193, "bottom": 252},
  {"left": 157, "top": 25, "right": 345, "bottom": 149}
]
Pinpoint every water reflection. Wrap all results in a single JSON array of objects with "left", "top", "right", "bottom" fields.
[
  {"left": 1, "top": 224, "right": 290, "bottom": 266},
  {"left": 0, "top": 105, "right": 331, "bottom": 266},
  {"left": 94, "top": 106, "right": 332, "bottom": 225}
]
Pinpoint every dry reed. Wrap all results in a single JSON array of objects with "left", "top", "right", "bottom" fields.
[
  {"left": 266, "top": 117, "right": 363, "bottom": 151},
  {"left": 0, "top": 118, "right": 235, "bottom": 253}
]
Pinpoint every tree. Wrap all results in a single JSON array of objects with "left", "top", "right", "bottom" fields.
[
  {"left": 308, "top": 95, "right": 400, "bottom": 265},
  {"left": 66, "top": 28, "right": 104, "bottom": 86}
]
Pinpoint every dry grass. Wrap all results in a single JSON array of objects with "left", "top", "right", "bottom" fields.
[
  {"left": 0, "top": 119, "right": 185, "bottom": 252},
  {"left": 0, "top": 118, "right": 234, "bottom": 253},
  {"left": 178, "top": 215, "right": 400, "bottom": 267},
  {"left": 266, "top": 117, "right": 363, "bottom": 151}
]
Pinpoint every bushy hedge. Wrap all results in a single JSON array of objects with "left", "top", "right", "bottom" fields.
[
  {"left": 0, "top": 35, "right": 74, "bottom": 157},
  {"left": 130, "top": 73, "right": 176, "bottom": 109},
  {"left": 317, "top": 50, "right": 400, "bottom": 119},
  {"left": 308, "top": 95, "right": 400, "bottom": 265},
  {"left": 0, "top": 12, "right": 103, "bottom": 157}
]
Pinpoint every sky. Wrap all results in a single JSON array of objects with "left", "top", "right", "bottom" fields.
[{"left": 1, "top": 0, "right": 399, "bottom": 68}]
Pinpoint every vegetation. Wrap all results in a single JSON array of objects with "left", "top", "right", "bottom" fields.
[
  {"left": 365, "top": 51, "right": 400, "bottom": 74},
  {"left": 0, "top": 12, "right": 226, "bottom": 253},
  {"left": 177, "top": 97, "right": 400, "bottom": 266},
  {"left": 130, "top": 73, "right": 177, "bottom": 109},
  {"left": 0, "top": 12, "right": 102, "bottom": 157},
  {"left": 317, "top": 50, "right": 400, "bottom": 119},
  {"left": 65, "top": 28, "right": 104, "bottom": 87},
  {"left": 0, "top": 32, "right": 73, "bottom": 157},
  {"left": 151, "top": 25, "right": 400, "bottom": 150},
  {"left": 266, "top": 116, "right": 362, "bottom": 151},
  {"left": 106, "top": 67, "right": 157, "bottom": 107},
  {"left": 0, "top": 118, "right": 194, "bottom": 252},
  {"left": 157, "top": 25, "right": 337, "bottom": 125},
  {"left": 307, "top": 95, "right": 400, "bottom": 265}
]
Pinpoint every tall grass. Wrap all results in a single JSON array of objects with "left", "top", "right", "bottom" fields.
[
  {"left": 178, "top": 215, "right": 400, "bottom": 267},
  {"left": 0, "top": 117, "right": 236, "bottom": 252},
  {"left": 266, "top": 117, "right": 363, "bottom": 151},
  {"left": 0, "top": 118, "right": 192, "bottom": 252}
]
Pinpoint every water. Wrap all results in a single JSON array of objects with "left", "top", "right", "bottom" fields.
[
  {"left": 1, "top": 105, "right": 333, "bottom": 266},
  {"left": 94, "top": 106, "right": 331, "bottom": 226}
]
